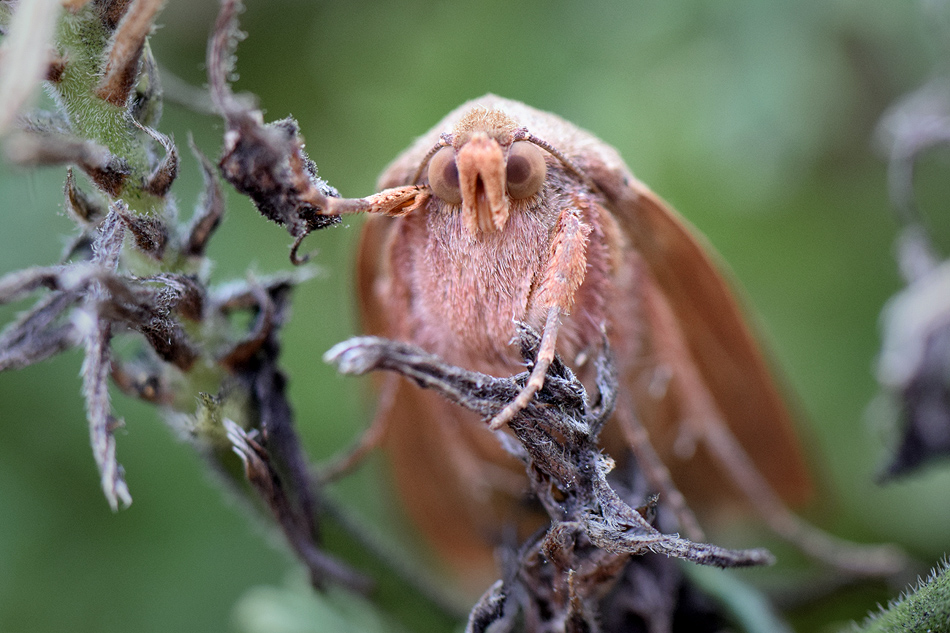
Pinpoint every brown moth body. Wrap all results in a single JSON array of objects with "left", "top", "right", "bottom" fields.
[{"left": 356, "top": 95, "right": 811, "bottom": 587}]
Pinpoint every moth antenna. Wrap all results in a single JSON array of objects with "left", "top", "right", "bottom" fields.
[
  {"left": 410, "top": 135, "right": 454, "bottom": 184},
  {"left": 512, "top": 128, "right": 601, "bottom": 195}
]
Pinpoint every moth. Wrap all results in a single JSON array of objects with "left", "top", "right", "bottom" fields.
[{"left": 333, "top": 95, "right": 810, "bottom": 586}]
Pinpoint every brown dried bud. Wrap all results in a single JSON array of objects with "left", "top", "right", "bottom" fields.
[
  {"left": 95, "top": 0, "right": 164, "bottom": 107},
  {"left": 116, "top": 211, "right": 168, "bottom": 259},
  {"left": 65, "top": 169, "right": 107, "bottom": 224},
  {"left": 138, "top": 123, "right": 178, "bottom": 197}
]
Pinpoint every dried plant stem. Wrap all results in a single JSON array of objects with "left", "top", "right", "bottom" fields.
[
  {"left": 0, "top": 0, "right": 365, "bottom": 595},
  {"left": 96, "top": 0, "right": 163, "bottom": 107},
  {"left": 326, "top": 332, "right": 776, "bottom": 628}
]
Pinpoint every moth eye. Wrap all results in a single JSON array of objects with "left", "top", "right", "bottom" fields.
[
  {"left": 427, "top": 146, "right": 462, "bottom": 205},
  {"left": 506, "top": 141, "right": 547, "bottom": 199}
]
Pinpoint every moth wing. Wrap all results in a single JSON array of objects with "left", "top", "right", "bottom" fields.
[
  {"left": 355, "top": 215, "right": 392, "bottom": 338},
  {"left": 374, "top": 376, "right": 507, "bottom": 591},
  {"left": 593, "top": 168, "right": 813, "bottom": 509}
]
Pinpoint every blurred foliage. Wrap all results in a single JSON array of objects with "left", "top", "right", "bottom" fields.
[
  {"left": 1, "top": 0, "right": 949, "bottom": 631},
  {"left": 233, "top": 573, "right": 407, "bottom": 633}
]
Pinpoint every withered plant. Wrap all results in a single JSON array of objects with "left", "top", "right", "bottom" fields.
[
  {"left": 0, "top": 0, "right": 360, "bottom": 594},
  {"left": 1, "top": 1, "right": 942, "bottom": 632}
]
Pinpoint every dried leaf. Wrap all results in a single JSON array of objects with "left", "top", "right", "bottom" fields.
[
  {"left": 207, "top": 0, "right": 340, "bottom": 263},
  {"left": 151, "top": 272, "right": 204, "bottom": 321},
  {"left": 182, "top": 137, "right": 224, "bottom": 257},
  {"left": 95, "top": 273, "right": 202, "bottom": 369},
  {"left": 65, "top": 168, "right": 107, "bottom": 224},
  {"left": 0, "top": 265, "right": 70, "bottom": 304},
  {"left": 73, "top": 208, "right": 132, "bottom": 510},
  {"left": 116, "top": 208, "right": 168, "bottom": 259},
  {"left": 78, "top": 310, "right": 131, "bottom": 511},
  {"left": 94, "top": 0, "right": 133, "bottom": 30},
  {"left": 18, "top": 108, "right": 71, "bottom": 135},
  {"left": 212, "top": 274, "right": 310, "bottom": 366},
  {"left": 6, "top": 132, "right": 131, "bottom": 196},
  {"left": 0, "top": 265, "right": 90, "bottom": 371},
  {"left": 137, "top": 122, "right": 179, "bottom": 198},
  {"left": 466, "top": 581, "right": 508, "bottom": 633},
  {"left": 0, "top": 317, "right": 77, "bottom": 371},
  {"left": 92, "top": 207, "right": 127, "bottom": 269},
  {"left": 217, "top": 282, "right": 275, "bottom": 370},
  {"left": 878, "top": 259, "right": 950, "bottom": 478},
  {"left": 876, "top": 79, "right": 950, "bottom": 480},
  {"left": 95, "top": 0, "right": 164, "bottom": 107},
  {"left": 878, "top": 80, "right": 950, "bottom": 262}
]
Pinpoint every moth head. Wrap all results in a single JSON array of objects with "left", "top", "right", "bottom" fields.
[{"left": 422, "top": 118, "right": 548, "bottom": 235}]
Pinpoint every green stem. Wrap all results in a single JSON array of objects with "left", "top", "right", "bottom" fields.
[{"left": 52, "top": 5, "right": 161, "bottom": 214}]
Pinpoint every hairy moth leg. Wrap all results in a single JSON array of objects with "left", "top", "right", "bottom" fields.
[
  {"left": 489, "top": 205, "right": 591, "bottom": 430},
  {"left": 643, "top": 268, "right": 906, "bottom": 575},
  {"left": 614, "top": 400, "right": 706, "bottom": 542},
  {"left": 292, "top": 186, "right": 432, "bottom": 263},
  {"left": 318, "top": 374, "right": 400, "bottom": 482}
]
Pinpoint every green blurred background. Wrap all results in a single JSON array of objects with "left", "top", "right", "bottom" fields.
[{"left": 1, "top": 1, "right": 949, "bottom": 631}]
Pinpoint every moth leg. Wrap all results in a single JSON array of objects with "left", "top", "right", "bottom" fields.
[
  {"left": 698, "top": 397, "right": 908, "bottom": 576},
  {"left": 614, "top": 398, "right": 706, "bottom": 541},
  {"left": 645, "top": 274, "right": 907, "bottom": 575},
  {"left": 309, "top": 185, "right": 431, "bottom": 218},
  {"left": 292, "top": 186, "right": 431, "bottom": 263},
  {"left": 489, "top": 207, "right": 591, "bottom": 430},
  {"left": 489, "top": 307, "right": 562, "bottom": 430},
  {"left": 318, "top": 374, "right": 399, "bottom": 482}
]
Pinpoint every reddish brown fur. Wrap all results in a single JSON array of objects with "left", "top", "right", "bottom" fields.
[{"left": 356, "top": 95, "right": 811, "bottom": 589}]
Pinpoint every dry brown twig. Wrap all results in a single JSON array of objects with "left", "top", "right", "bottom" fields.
[{"left": 326, "top": 329, "right": 773, "bottom": 631}]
